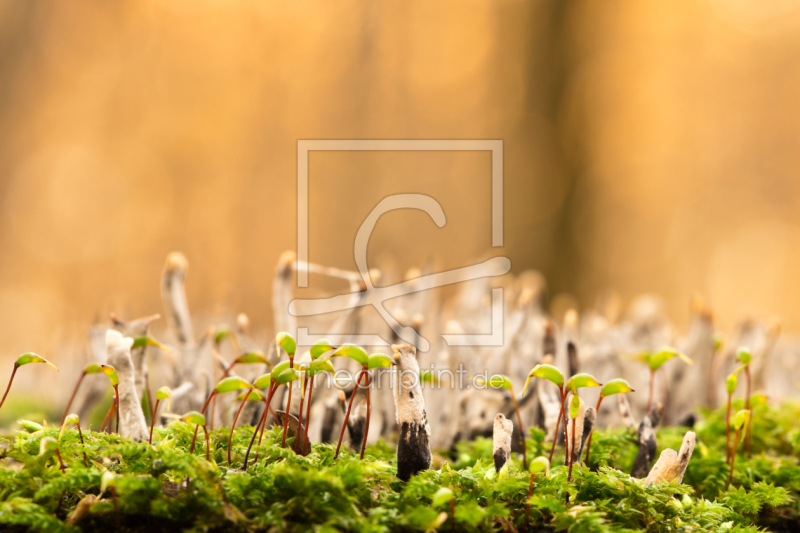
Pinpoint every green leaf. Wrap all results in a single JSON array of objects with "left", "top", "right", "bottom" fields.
[
  {"left": 83, "top": 363, "right": 102, "bottom": 374},
  {"left": 17, "top": 419, "right": 43, "bottom": 433},
  {"left": 310, "top": 339, "right": 336, "bottom": 359},
  {"left": 276, "top": 332, "right": 297, "bottom": 357},
  {"left": 100, "top": 365, "right": 119, "bottom": 387},
  {"left": 132, "top": 335, "right": 171, "bottom": 352},
  {"left": 100, "top": 471, "right": 116, "bottom": 493},
  {"left": 214, "top": 376, "right": 251, "bottom": 394},
  {"left": 737, "top": 347, "right": 752, "bottom": 365},
  {"left": 157, "top": 386, "right": 172, "bottom": 412},
  {"left": 39, "top": 437, "right": 58, "bottom": 455},
  {"left": 306, "top": 359, "right": 337, "bottom": 381},
  {"left": 235, "top": 351, "right": 269, "bottom": 365},
  {"left": 271, "top": 360, "right": 291, "bottom": 378},
  {"left": 14, "top": 353, "right": 58, "bottom": 371},
  {"left": 331, "top": 344, "right": 369, "bottom": 366},
  {"left": 214, "top": 327, "right": 232, "bottom": 345},
  {"left": 750, "top": 394, "right": 768, "bottom": 409},
  {"left": 569, "top": 392, "right": 581, "bottom": 419},
  {"left": 275, "top": 368, "right": 299, "bottom": 385},
  {"left": 726, "top": 373, "right": 738, "bottom": 395},
  {"left": 182, "top": 411, "right": 206, "bottom": 426},
  {"left": 59, "top": 414, "right": 79, "bottom": 440},
  {"left": 236, "top": 389, "right": 264, "bottom": 401},
  {"left": 522, "top": 364, "right": 564, "bottom": 395},
  {"left": 600, "top": 378, "right": 634, "bottom": 397},
  {"left": 253, "top": 373, "right": 272, "bottom": 389},
  {"left": 566, "top": 373, "right": 602, "bottom": 391},
  {"left": 367, "top": 353, "right": 395, "bottom": 369},
  {"left": 734, "top": 409, "right": 750, "bottom": 440},
  {"left": 419, "top": 370, "right": 439, "bottom": 384},
  {"left": 431, "top": 487, "right": 454, "bottom": 508},
  {"left": 529, "top": 456, "right": 550, "bottom": 475},
  {"left": 647, "top": 348, "right": 693, "bottom": 370}
]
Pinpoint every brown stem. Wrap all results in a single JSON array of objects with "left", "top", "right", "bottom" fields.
[
  {"left": 334, "top": 370, "right": 366, "bottom": 460},
  {"left": 295, "top": 377, "right": 310, "bottom": 453},
  {"left": 149, "top": 399, "right": 160, "bottom": 445},
  {"left": 548, "top": 386, "right": 564, "bottom": 463},
  {"left": 360, "top": 373, "right": 371, "bottom": 460},
  {"left": 0, "top": 365, "right": 18, "bottom": 413},
  {"left": 54, "top": 448, "right": 66, "bottom": 472},
  {"left": 114, "top": 386, "right": 120, "bottom": 435},
  {"left": 191, "top": 392, "right": 218, "bottom": 453},
  {"left": 229, "top": 389, "right": 253, "bottom": 463},
  {"left": 647, "top": 369, "right": 655, "bottom": 413},
  {"left": 145, "top": 371, "right": 155, "bottom": 423},
  {"left": 301, "top": 376, "right": 315, "bottom": 454},
  {"left": 110, "top": 486, "right": 121, "bottom": 529},
  {"left": 243, "top": 383, "right": 277, "bottom": 469},
  {"left": 728, "top": 429, "right": 740, "bottom": 487},
  {"left": 584, "top": 396, "right": 603, "bottom": 465},
  {"left": 725, "top": 394, "right": 732, "bottom": 464},
  {"left": 61, "top": 372, "right": 85, "bottom": 426},
  {"left": 281, "top": 356, "right": 295, "bottom": 448},
  {"left": 76, "top": 422, "right": 88, "bottom": 467},
  {"left": 511, "top": 392, "right": 527, "bottom": 469},
  {"left": 567, "top": 414, "right": 577, "bottom": 483},
  {"left": 101, "top": 398, "right": 116, "bottom": 432}
]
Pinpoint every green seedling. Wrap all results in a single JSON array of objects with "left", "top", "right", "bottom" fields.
[
  {"left": 724, "top": 367, "right": 744, "bottom": 464},
  {"left": 209, "top": 325, "right": 243, "bottom": 429},
  {"left": 276, "top": 332, "right": 297, "bottom": 449},
  {"left": 329, "top": 344, "right": 370, "bottom": 460},
  {"left": 149, "top": 386, "right": 171, "bottom": 445},
  {"left": 522, "top": 364, "right": 565, "bottom": 463},
  {"left": 191, "top": 376, "right": 251, "bottom": 457},
  {"left": 640, "top": 348, "right": 693, "bottom": 412},
  {"left": 184, "top": 411, "right": 210, "bottom": 461},
  {"left": 100, "top": 365, "right": 120, "bottom": 434},
  {"left": 526, "top": 456, "right": 550, "bottom": 529},
  {"left": 131, "top": 335, "right": 171, "bottom": 352},
  {"left": 565, "top": 373, "right": 601, "bottom": 482},
  {"left": 584, "top": 378, "right": 634, "bottom": 463},
  {"left": 296, "top": 357, "right": 337, "bottom": 454},
  {"left": 39, "top": 436, "right": 66, "bottom": 472},
  {"left": 0, "top": 353, "right": 58, "bottom": 415},
  {"left": 243, "top": 362, "right": 300, "bottom": 468},
  {"left": 59, "top": 413, "right": 88, "bottom": 467},
  {"left": 431, "top": 487, "right": 455, "bottom": 532},
  {"left": 474, "top": 374, "right": 527, "bottom": 468},
  {"left": 728, "top": 409, "right": 750, "bottom": 487},
  {"left": 60, "top": 363, "right": 102, "bottom": 426},
  {"left": 221, "top": 351, "right": 270, "bottom": 379},
  {"left": 737, "top": 347, "right": 753, "bottom": 456}
]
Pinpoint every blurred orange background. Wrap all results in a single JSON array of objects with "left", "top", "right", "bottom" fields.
[{"left": 1, "top": 0, "right": 800, "bottom": 379}]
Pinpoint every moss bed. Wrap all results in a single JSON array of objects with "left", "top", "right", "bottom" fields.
[{"left": 0, "top": 400, "right": 798, "bottom": 532}]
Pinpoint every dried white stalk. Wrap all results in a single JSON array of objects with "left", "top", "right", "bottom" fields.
[
  {"left": 617, "top": 393, "right": 636, "bottom": 429},
  {"left": 106, "top": 330, "right": 148, "bottom": 441},
  {"left": 576, "top": 407, "right": 596, "bottom": 463},
  {"left": 393, "top": 344, "right": 431, "bottom": 481},
  {"left": 645, "top": 431, "right": 696, "bottom": 486},
  {"left": 492, "top": 413, "right": 513, "bottom": 471},
  {"left": 631, "top": 404, "right": 663, "bottom": 478}
]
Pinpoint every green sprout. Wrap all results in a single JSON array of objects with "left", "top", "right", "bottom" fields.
[
  {"left": 296, "top": 355, "right": 338, "bottom": 454},
  {"left": 60, "top": 363, "right": 102, "bottom": 426},
  {"left": 522, "top": 364, "right": 565, "bottom": 463},
  {"left": 525, "top": 456, "right": 551, "bottom": 529},
  {"left": 564, "top": 373, "right": 601, "bottom": 483},
  {"left": 724, "top": 367, "right": 744, "bottom": 464},
  {"left": 329, "top": 345, "right": 394, "bottom": 460},
  {"left": 184, "top": 411, "right": 210, "bottom": 461},
  {"left": 640, "top": 348, "right": 693, "bottom": 412},
  {"left": 737, "top": 347, "right": 753, "bottom": 456},
  {"left": 191, "top": 376, "right": 251, "bottom": 457},
  {"left": 100, "top": 365, "right": 120, "bottom": 434},
  {"left": 0, "top": 353, "right": 59, "bottom": 415},
  {"left": 131, "top": 335, "right": 171, "bottom": 353},
  {"left": 299, "top": 338, "right": 337, "bottom": 452},
  {"left": 149, "top": 386, "right": 172, "bottom": 445},
  {"left": 39, "top": 436, "right": 66, "bottom": 473},
  {"left": 276, "top": 332, "right": 298, "bottom": 449},
  {"left": 59, "top": 413, "right": 87, "bottom": 467},
  {"left": 221, "top": 351, "right": 270, "bottom": 379},
  {"left": 583, "top": 378, "right": 634, "bottom": 463},
  {"left": 729, "top": 409, "right": 751, "bottom": 487},
  {"left": 474, "top": 374, "right": 527, "bottom": 468}
]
